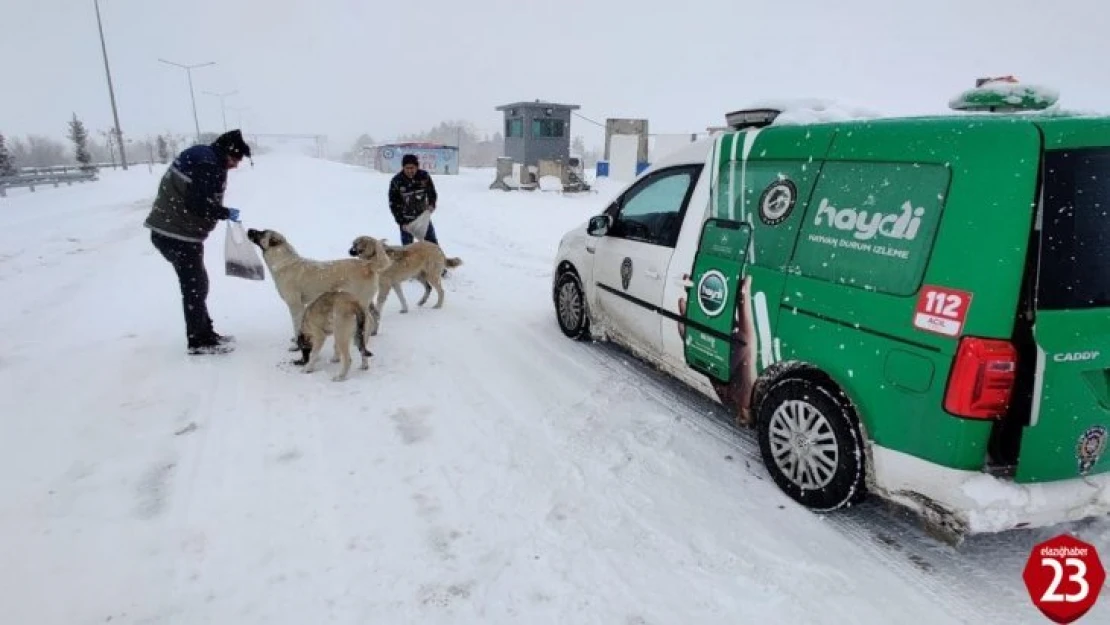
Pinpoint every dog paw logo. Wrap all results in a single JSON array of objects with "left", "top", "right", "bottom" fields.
[
  {"left": 620, "top": 257, "right": 633, "bottom": 290},
  {"left": 1076, "top": 425, "right": 1108, "bottom": 476},
  {"left": 758, "top": 179, "right": 797, "bottom": 226}
]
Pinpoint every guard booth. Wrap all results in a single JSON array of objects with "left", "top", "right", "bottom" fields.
[{"left": 490, "top": 99, "right": 589, "bottom": 192}]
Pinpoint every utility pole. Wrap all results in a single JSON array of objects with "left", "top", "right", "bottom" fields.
[
  {"left": 203, "top": 90, "right": 238, "bottom": 131},
  {"left": 158, "top": 58, "right": 215, "bottom": 144},
  {"left": 93, "top": 0, "right": 127, "bottom": 170}
]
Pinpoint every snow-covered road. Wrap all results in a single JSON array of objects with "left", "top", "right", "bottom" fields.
[{"left": 1, "top": 154, "right": 1105, "bottom": 624}]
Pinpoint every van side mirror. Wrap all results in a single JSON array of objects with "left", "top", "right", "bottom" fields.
[{"left": 587, "top": 215, "right": 611, "bottom": 237}]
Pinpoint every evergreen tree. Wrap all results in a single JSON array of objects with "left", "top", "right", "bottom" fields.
[
  {"left": 67, "top": 114, "right": 94, "bottom": 171},
  {"left": 0, "top": 133, "right": 16, "bottom": 177},
  {"left": 156, "top": 135, "right": 170, "bottom": 163}
]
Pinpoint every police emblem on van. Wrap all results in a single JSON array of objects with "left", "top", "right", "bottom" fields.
[
  {"left": 1076, "top": 425, "right": 1108, "bottom": 476},
  {"left": 696, "top": 270, "right": 728, "bottom": 317},
  {"left": 758, "top": 179, "right": 797, "bottom": 226},
  {"left": 620, "top": 257, "right": 633, "bottom": 290}
]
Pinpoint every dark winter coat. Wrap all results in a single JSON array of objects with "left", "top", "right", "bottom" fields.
[
  {"left": 388, "top": 169, "right": 438, "bottom": 225},
  {"left": 143, "top": 144, "right": 233, "bottom": 242}
]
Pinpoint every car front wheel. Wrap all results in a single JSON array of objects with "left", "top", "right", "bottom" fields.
[{"left": 554, "top": 270, "right": 590, "bottom": 340}]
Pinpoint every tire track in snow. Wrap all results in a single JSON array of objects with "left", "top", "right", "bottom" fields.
[
  {"left": 164, "top": 358, "right": 364, "bottom": 622},
  {"left": 406, "top": 207, "right": 971, "bottom": 621},
  {"left": 436, "top": 208, "right": 1016, "bottom": 619},
  {"left": 591, "top": 341, "right": 1109, "bottom": 624},
  {"left": 365, "top": 290, "right": 961, "bottom": 623}
]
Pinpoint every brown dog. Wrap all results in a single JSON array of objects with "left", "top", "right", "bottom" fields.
[
  {"left": 248, "top": 228, "right": 390, "bottom": 348},
  {"left": 348, "top": 236, "right": 462, "bottom": 330},
  {"left": 295, "top": 291, "right": 373, "bottom": 382}
]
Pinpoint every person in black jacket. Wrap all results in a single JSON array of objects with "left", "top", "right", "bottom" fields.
[
  {"left": 143, "top": 129, "right": 251, "bottom": 355},
  {"left": 388, "top": 154, "right": 439, "bottom": 245}
]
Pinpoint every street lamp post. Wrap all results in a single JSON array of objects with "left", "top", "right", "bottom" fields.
[
  {"left": 203, "top": 90, "right": 239, "bottom": 131},
  {"left": 158, "top": 58, "right": 215, "bottom": 143},
  {"left": 93, "top": 0, "right": 127, "bottom": 170}
]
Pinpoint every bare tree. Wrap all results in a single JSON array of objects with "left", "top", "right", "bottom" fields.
[{"left": 9, "top": 135, "right": 68, "bottom": 167}]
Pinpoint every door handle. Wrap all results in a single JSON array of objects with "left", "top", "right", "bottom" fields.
[{"left": 644, "top": 269, "right": 661, "bottom": 280}]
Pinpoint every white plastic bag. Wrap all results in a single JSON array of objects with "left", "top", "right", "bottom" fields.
[
  {"left": 224, "top": 221, "right": 266, "bottom": 280},
  {"left": 404, "top": 209, "right": 433, "bottom": 241}
]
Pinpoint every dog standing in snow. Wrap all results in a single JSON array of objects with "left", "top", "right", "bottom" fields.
[
  {"left": 247, "top": 228, "right": 389, "bottom": 349},
  {"left": 294, "top": 291, "right": 374, "bottom": 381},
  {"left": 347, "top": 236, "right": 462, "bottom": 334}
]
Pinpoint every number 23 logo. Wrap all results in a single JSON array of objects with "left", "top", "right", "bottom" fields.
[{"left": 1040, "top": 557, "right": 1090, "bottom": 603}]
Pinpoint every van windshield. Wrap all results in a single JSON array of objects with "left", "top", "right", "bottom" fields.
[{"left": 1037, "top": 147, "right": 1110, "bottom": 310}]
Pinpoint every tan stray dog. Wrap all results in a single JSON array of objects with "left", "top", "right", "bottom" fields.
[
  {"left": 248, "top": 228, "right": 390, "bottom": 348},
  {"left": 294, "top": 291, "right": 373, "bottom": 381},
  {"left": 348, "top": 236, "right": 462, "bottom": 325}
]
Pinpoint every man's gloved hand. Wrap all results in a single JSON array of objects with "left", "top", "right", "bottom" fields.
[{"left": 226, "top": 208, "right": 241, "bottom": 222}]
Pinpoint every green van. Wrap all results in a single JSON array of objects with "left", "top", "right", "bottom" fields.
[{"left": 550, "top": 83, "right": 1110, "bottom": 542}]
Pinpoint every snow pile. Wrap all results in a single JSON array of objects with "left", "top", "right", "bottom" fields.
[
  {"left": 746, "top": 97, "right": 885, "bottom": 125},
  {"left": 950, "top": 80, "right": 1058, "bottom": 107},
  {"left": 872, "top": 445, "right": 1110, "bottom": 537},
  {"left": 538, "top": 175, "right": 563, "bottom": 192},
  {"left": 961, "top": 474, "right": 1031, "bottom": 508},
  {"left": 947, "top": 79, "right": 1061, "bottom": 114}
]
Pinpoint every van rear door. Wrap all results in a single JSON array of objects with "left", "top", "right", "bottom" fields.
[{"left": 1014, "top": 138, "right": 1110, "bottom": 483}]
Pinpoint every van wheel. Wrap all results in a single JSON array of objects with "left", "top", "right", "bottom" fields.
[
  {"left": 755, "top": 376, "right": 866, "bottom": 512},
  {"left": 554, "top": 270, "right": 590, "bottom": 340}
]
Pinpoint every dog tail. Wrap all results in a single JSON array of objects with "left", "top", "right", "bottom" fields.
[
  {"left": 353, "top": 304, "right": 373, "bottom": 358},
  {"left": 445, "top": 257, "right": 463, "bottom": 268}
]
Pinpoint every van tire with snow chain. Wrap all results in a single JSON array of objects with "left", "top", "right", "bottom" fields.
[
  {"left": 755, "top": 376, "right": 866, "bottom": 512},
  {"left": 553, "top": 269, "right": 590, "bottom": 340}
]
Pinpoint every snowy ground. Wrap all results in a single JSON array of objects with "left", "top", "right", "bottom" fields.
[{"left": 0, "top": 154, "right": 1106, "bottom": 624}]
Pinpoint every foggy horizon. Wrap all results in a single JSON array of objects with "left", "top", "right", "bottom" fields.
[{"left": 1, "top": 0, "right": 1107, "bottom": 152}]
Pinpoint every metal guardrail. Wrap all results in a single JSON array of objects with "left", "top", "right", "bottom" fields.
[
  {"left": 0, "top": 170, "right": 99, "bottom": 197},
  {"left": 18, "top": 162, "right": 124, "bottom": 174}
]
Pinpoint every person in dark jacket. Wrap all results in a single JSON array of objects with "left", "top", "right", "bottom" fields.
[
  {"left": 144, "top": 129, "right": 252, "bottom": 355},
  {"left": 388, "top": 154, "right": 439, "bottom": 245}
]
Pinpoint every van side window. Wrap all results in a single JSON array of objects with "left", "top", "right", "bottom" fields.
[
  {"left": 607, "top": 166, "right": 700, "bottom": 248},
  {"left": 1039, "top": 148, "right": 1110, "bottom": 309},
  {"left": 790, "top": 161, "right": 950, "bottom": 295}
]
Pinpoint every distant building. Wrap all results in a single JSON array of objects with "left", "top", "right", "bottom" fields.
[
  {"left": 366, "top": 142, "right": 459, "bottom": 175},
  {"left": 494, "top": 100, "right": 579, "bottom": 168}
]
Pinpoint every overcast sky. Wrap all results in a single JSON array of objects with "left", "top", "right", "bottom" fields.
[{"left": 0, "top": 0, "right": 1105, "bottom": 151}]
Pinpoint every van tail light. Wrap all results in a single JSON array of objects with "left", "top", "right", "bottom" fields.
[{"left": 943, "top": 337, "right": 1018, "bottom": 419}]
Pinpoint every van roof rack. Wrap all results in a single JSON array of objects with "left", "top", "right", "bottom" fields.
[{"left": 725, "top": 108, "right": 781, "bottom": 130}]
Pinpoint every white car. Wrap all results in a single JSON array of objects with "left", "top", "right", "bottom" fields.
[{"left": 552, "top": 137, "right": 723, "bottom": 404}]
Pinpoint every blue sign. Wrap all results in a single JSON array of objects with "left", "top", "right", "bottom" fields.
[{"left": 375, "top": 145, "right": 459, "bottom": 175}]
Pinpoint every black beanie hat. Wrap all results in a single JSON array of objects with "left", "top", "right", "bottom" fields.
[
  {"left": 213, "top": 129, "right": 252, "bottom": 160},
  {"left": 401, "top": 153, "right": 418, "bottom": 166}
]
